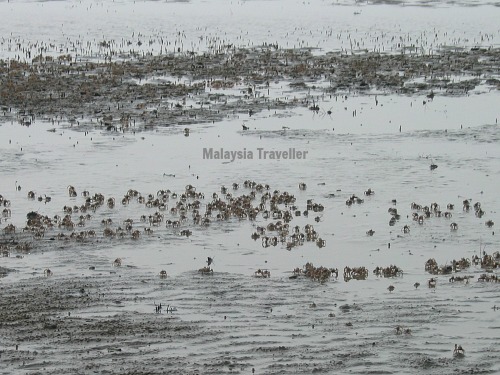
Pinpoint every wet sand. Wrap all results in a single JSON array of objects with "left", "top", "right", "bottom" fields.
[{"left": 1, "top": 268, "right": 499, "bottom": 374}]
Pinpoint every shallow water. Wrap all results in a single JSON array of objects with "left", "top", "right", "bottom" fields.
[
  {"left": 1, "top": 0, "right": 500, "bottom": 374},
  {"left": 1, "top": 0, "right": 500, "bottom": 62}
]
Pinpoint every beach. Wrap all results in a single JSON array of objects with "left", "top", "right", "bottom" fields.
[{"left": 1, "top": 0, "right": 500, "bottom": 373}]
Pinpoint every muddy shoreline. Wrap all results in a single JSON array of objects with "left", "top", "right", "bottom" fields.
[
  {"left": 2, "top": 7, "right": 500, "bottom": 372},
  {"left": 1, "top": 46, "right": 499, "bottom": 132},
  {"left": 0, "top": 273, "right": 207, "bottom": 374},
  {"left": 1, "top": 269, "right": 499, "bottom": 374}
]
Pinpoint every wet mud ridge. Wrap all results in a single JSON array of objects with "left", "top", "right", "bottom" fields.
[
  {"left": 1, "top": 46, "right": 499, "bottom": 131},
  {"left": 0, "top": 274, "right": 207, "bottom": 374},
  {"left": 1, "top": 272, "right": 498, "bottom": 375}
]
